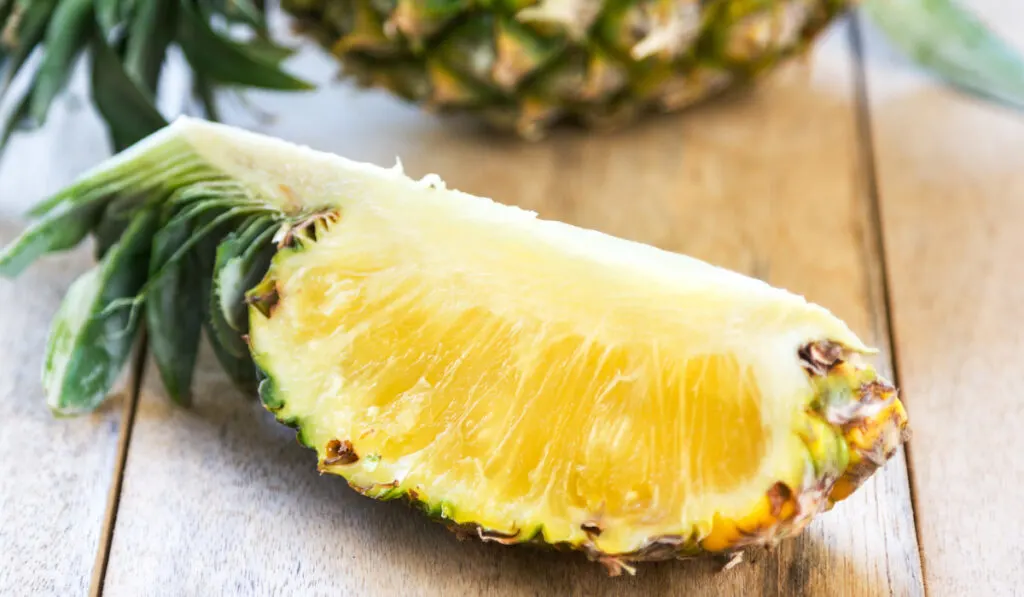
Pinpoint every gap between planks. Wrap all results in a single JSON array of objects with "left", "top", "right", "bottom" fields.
[
  {"left": 847, "top": 14, "right": 928, "bottom": 595},
  {"left": 89, "top": 336, "right": 150, "bottom": 597}
]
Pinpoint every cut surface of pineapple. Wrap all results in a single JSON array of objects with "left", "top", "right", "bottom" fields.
[
  {"left": 175, "top": 119, "right": 894, "bottom": 559},
  {"left": 254, "top": 224, "right": 831, "bottom": 554},
  {"left": 1, "top": 118, "right": 908, "bottom": 572}
]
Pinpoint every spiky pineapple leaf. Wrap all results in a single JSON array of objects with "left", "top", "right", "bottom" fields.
[
  {"left": 209, "top": 217, "right": 267, "bottom": 357},
  {"left": 145, "top": 205, "right": 207, "bottom": 405},
  {"left": 176, "top": 0, "right": 312, "bottom": 91},
  {"left": 92, "top": 191, "right": 142, "bottom": 260},
  {"left": 204, "top": 315, "right": 259, "bottom": 393},
  {"left": 0, "top": 0, "right": 58, "bottom": 93},
  {"left": 863, "top": 0, "right": 1024, "bottom": 111},
  {"left": 28, "top": 0, "right": 93, "bottom": 125},
  {"left": 123, "top": 0, "right": 177, "bottom": 94},
  {"left": 203, "top": 0, "right": 267, "bottom": 34},
  {"left": 201, "top": 226, "right": 259, "bottom": 394},
  {"left": 43, "top": 208, "right": 158, "bottom": 415},
  {"left": 241, "top": 37, "right": 300, "bottom": 66},
  {"left": 90, "top": 34, "right": 168, "bottom": 151},
  {"left": 28, "top": 163, "right": 163, "bottom": 219},
  {"left": 0, "top": 187, "right": 109, "bottom": 277},
  {"left": 94, "top": 0, "right": 125, "bottom": 35},
  {"left": 0, "top": 0, "right": 309, "bottom": 158},
  {"left": 214, "top": 218, "right": 276, "bottom": 332},
  {"left": 0, "top": 81, "right": 32, "bottom": 156}
]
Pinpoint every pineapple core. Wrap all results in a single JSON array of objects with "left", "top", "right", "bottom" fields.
[{"left": 253, "top": 204, "right": 785, "bottom": 554}]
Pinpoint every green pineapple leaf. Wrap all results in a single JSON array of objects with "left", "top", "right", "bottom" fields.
[
  {"left": 123, "top": 0, "right": 177, "bottom": 94},
  {"left": 0, "top": 81, "right": 32, "bottom": 156},
  {"left": 208, "top": 217, "right": 268, "bottom": 358},
  {"left": 94, "top": 0, "right": 126, "bottom": 35},
  {"left": 204, "top": 0, "right": 268, "bottom": 34},
  {"left": 176, "top": 0, "right": 313, "bottom": 91},
  {"left": 863, "top": 0, "right": 1024, "bottom": 111},
  {"left": 241, "top": 37, "right": 300, "bottom": 66},
  {"left": 28, "top": 0, "right": 93, "bottom": 126},
  {"left": 42, "top": 208, "right": 158, "bottom": 415},
  {"left": 145, "top": 205, "right": 208, "bottom": 406},
  {"left": 90, "top": 34, "right": 169, "bottom": 151},
  {"left": 0, "top": 178, "right": 109, "bottom": 277},
  {"left": 92, "top": 192, "right": 144, "bottom": 260},
  {"left": 0, "top": 0, "right": 306, "bottom": 154},
  {"left": 0, "top": 0, "right": 59, "bottom": 95},
  {"left": 215, "top": 219, "right": 277, "bottom": 332},
  {"left": 204, "top": 314, "right": 260, "bottom": 393}
]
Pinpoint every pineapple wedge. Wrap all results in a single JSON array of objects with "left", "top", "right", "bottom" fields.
[{"left": 0, "top": 118, "right": 908, "bottom": 574}]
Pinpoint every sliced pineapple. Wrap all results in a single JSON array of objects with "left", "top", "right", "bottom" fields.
[{"left": 0, "top": 118, "right": 909, "bottom": 574}]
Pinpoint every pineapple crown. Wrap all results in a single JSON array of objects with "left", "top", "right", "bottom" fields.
[
  {"left": 0, "top": 0, "right": 311, "bottom": 155},
  {"left": 0, "top": 118, "right": 304, "bottom": 412}
]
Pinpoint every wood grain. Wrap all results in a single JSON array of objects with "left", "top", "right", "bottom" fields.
[
  {"left": 0, "top": 102, "right": 132, "bottom": 596},
  {"left": 101, "top": 21, "right": 921, "bottom": 596},
  {"left": 858, "top": 9, "right": 1024, "bottom": 596}
]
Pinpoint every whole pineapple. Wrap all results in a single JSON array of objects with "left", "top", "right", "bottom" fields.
[
  {"left": 0, "top": 0, "right": 854, "bottom": 150},
  {"left": 281, "top": 0, "right": 852, "bottom": 138},
  {"left": 0, "top": 1, "right": 1014, "bottom": 151}
]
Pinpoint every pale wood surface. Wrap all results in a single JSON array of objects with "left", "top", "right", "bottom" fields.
[
  {"left": 0, "top": 107, "right": 131, "bottom": 595},
  {"left": 858, "top": 9, "right": 1024, "bottom": 597},
  {"left": 14, "top": 8, "right": 1024, "bottom": 596},
  {"left": 98, "top": 22, "right": 923, "bottom": 596}
]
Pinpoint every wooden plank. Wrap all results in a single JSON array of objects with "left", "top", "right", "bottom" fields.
[
  {"left": 102, "top": 21, "right": 921, "bottom": 596},
  {"left": 0, "top": 107, "right": 132, "bottom": 595},
  {"left": 858, "top": 8, "right": 1024, "bottom": 596}
]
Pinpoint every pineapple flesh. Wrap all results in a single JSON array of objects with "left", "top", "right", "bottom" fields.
[
  {"left": 283, "top": 0, "right": 854, "bottom": 138},
  {"left": 0, "top": 118, "right": 908, "bottom": 574}
]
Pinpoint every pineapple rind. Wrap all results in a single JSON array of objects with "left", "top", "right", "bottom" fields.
[{"left": 282, "top": 0, "right": 857, "bottom": 137}]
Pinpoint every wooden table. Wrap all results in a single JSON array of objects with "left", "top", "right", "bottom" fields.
[{"left": 1, "top": 9, "right": 1021, "bottom": 597}]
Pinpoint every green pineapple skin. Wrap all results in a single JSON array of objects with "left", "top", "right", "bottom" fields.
[{"left": 282, "top": 0, "right": 856, "bottom": 138}]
